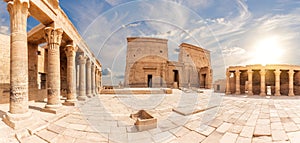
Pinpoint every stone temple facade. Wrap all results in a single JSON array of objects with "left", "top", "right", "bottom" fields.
[
  {"left": 226, "top": 64, "right": 300, "bottom": 96},
  {"left": 124, "top": 37, "right": 212, "bottom": 89},
  {"left": 0, "top": 0, "right": 102, "bottom": 129}
]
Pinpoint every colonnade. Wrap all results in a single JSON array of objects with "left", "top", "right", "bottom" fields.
[
  {"left": 226, "top": 67, "right": 295, "bottom": 96},
  {"left": 3, "top": 0, "right": 102, "bottom": 129}
]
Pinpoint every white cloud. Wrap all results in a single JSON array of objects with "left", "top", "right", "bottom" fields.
[
  {"left": 0, "top": 25, "right": 9, "bottom": 34},
  {"left": 222, "top": 46, "right": 246, "bottom": 56}
]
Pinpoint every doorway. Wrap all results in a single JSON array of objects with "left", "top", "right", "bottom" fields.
[
  {"left": 147, "top": 74, "right": 152, "bottom": 88},
  {"left": 200, "top": 74, "right": 206, "bottom": 88},
  {"left": 173, "top": 70, "right": 179, "bottom": 87}
]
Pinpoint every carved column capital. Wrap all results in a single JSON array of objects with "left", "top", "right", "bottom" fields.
[
  {"left": 235, "top": 70, "right": 241, "bottom": 77},
  {"left": 78, "top": 55, "right": 87, "bottom": 64},
  {"left": 247, "top": 69, "right": 253, "bottom": 74},
  {"left": 7, "top": 0, "right": 29, "bottom": 33},
  {"left": 64, "top": 44, "right": 78, "bottom": 58},
  {"left": 226, "top": 71, "right": 231, "bottom": 77},
  {"left": 260, "top": 69, "right": 266, "bottom": 75},
  {"left": 274, "top": 69, "right": 281, "bottom": 76},
  {"left": 44, "top": 27, "right": 63, "bottom": 47},
  {"left": 288, "top": 70, "right": 295, "bottom": 75},
  {"left": 86, "top": 59, "right": 92, "bottom": 67}
]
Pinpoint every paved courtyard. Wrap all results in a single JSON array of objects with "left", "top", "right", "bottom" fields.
[{"left": 1, "top": 89, "right": 300, "bottom": 143}]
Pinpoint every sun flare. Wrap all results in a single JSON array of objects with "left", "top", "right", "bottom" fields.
[{"left": 252, "top": 36, "right": 284, "bottom": 65}]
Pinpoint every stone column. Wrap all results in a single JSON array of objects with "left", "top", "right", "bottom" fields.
[
  {"left": 76, "top": 64, "right": 79, "bottom": 94},
  {"left": 44, "top": 27, "right": 63, "bottom": 109},
  {"left": 91, "top": 63, "right": 96, "bottom": 96},
  {"left": 3, "top": 0, "right": 33, "bottom": 129},
  {"left": 78, "top": 55, "right": 87, "bottom": 100},
  {"left": 225, "top": 71, "right": 231, "bottom": 95},
  {"left": 247, "top": 69, "right": 253, "bottom": 95},
  {"left": 260, "top": 69, "right": 266, "bottom": 96},
  {"left": 288, "top": 70, "right": 295, "bottom": 96},
  {"left": 86, "top": 59, "right": 92, "bottom": 97},
  {"left": 63, "top": 44, "right": 78, "bottom": 105},
  {"left": 235, "top": 70, "right": 241, "bottom": 95},
  {"left": 274, "top": 69, "right": 281, "bottom": 96}
]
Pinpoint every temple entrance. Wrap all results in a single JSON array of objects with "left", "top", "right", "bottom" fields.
[
  {"left": 200, "top": 74, "right": 206, "bottom": 88},
  {"left": 147, "top": 74, "right": 152, "bottom": 88},
  {"left": 173, "top": 70, "right": 179, "bottom": 88}
]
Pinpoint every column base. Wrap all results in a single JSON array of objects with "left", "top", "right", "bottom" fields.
[
  {"left": 3, "top": 111, "right": 35, "bottom": 130},
  {"left": 62, "top": 99, "right": 77, "bottom": 106},
  {"left": 288, "top": 93, "right": 295, "bottom": 96},
  {"left": 77, "top": 95, "right": 87, "bottom": 101},
  {"left": 235, "top": 92, "right": 241, "bottom": 95},
  {"left": 87, "top": 94, "right": 92, "bottom": 98},
  {"left": 248, "top": 92, "right": 253, "bottom": 96},
  {"left": 41, "top": 103, "right": 62, "bottom": 114},
  {"left": 275, "top": 93, "right": 281, "bottom": 96},
  {"left": 260, "top": 93, "right": 266, "bottom": 96}
]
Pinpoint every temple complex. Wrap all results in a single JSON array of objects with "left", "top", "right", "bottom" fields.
[
  {"left": 226, "top": 64, "right": 300, "bottom": 96},
  {"left": 124, "top": 37, "right": 213, "bottom": 89},
  {"left": 0, "top": 0, "right": 102, "bottom": 129}
]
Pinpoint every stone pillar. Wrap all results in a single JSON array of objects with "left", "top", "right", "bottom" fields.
[
  {"left": 86, "top": 59, "right": 92, "bottom": 97},
  {"left": 91, "top": 63, "right": 96, "bottom": 96},
  {"left": 260, "top": 69, "right": 266, "bottom": 96},
  {"left": 225, "top": 71, "right": 231, "bottom": 95},
  {"left": 3, "top": 0, "right": 33, "bottom": 129},
  {"left": 76, "top": 64, "right": 79, "bottom": 94},
  {"left": 274, "top": 69, "right": 281, "bottom": 96},
  {"left": 247, "top": 69, "right": 253, "bottom": 95},
  {"left": 288, "top": 70, "right": 295, "bottom": 96},
  {"left": 235, "top": 70, "right": 241, "bottom": 95},
  {"left": 44, "top": 27, "right": 63, "bottom": 109},
  {"left": 63, "top": 44, "right": 78, "bottom": 105},
  {"left": 78, "top": 55, "right": 87, "bottom": 100}
]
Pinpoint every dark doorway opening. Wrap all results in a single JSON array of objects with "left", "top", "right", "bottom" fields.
[
  {"left": 217, "top": 85, "right": 220, "bottom": 91},
  {"left": 147, "top": 74, "right": 152, "bottom": 88},
  {"left": 200, "top": 74, "right": 206, "bottom": 88},
  {"left": 173, "top": 70, "right": 179, "bottom": 87}
]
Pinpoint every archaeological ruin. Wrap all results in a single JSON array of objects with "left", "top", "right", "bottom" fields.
[
  {"left": 226, "top": 64, "right": 300, "bottom": 96},
  {"left": 124, "top": 37, "right": 213, "bottom": 89},
  {"left": 0, "top": 0, "right": 102, "bottom": 129}
]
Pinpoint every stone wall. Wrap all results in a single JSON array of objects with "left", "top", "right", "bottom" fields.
[
  {"left": 125, "top": 37, "right": 168, "bottom": 87},
  {"left": 0, "top": 34, "right": 10, "bottom": 103},
  {"left": 214, "top": 79, "right": 226, "bottom": 93},
  {"left": 178, "top": 43, "right": 212, "bottom": 88},
  {"left": 125, "top": 37, "right": 212, "bottom": 89}
]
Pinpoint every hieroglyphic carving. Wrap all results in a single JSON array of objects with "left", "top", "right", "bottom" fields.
[{"left": 7, "top": 0, "right": 30, "bottom": 114}]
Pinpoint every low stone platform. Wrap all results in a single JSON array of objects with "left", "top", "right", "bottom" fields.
[{"left": 100, "top": 88, "right": 172, "bottom": 94}]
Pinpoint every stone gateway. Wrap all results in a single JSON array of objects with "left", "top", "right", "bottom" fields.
[{"left": 124, "top": 37, "right": 212, "bottom": 89}]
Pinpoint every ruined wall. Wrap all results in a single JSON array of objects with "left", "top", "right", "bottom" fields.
[{"left": 0, "top": 34, "right": 10, "bottom": 103}]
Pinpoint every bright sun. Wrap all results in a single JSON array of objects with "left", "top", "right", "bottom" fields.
[{"left": 252, "top": 36, "right": 284, "bottom": 65}]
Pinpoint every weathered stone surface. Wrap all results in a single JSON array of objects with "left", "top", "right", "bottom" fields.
[
  {"left": 124, "top": 37, "right": 212, "bottom": 89},
  {"left": 226, "top": 65, "right": 300, "bottom": 95}
]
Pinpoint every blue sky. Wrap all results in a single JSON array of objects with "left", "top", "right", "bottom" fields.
[{"left": 1, "top": 0, "right": 300, "bottom": 85}]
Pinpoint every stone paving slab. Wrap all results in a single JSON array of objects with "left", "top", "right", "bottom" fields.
[{"left": 2, "top": 90, "right": 300, "bottom": 142}]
